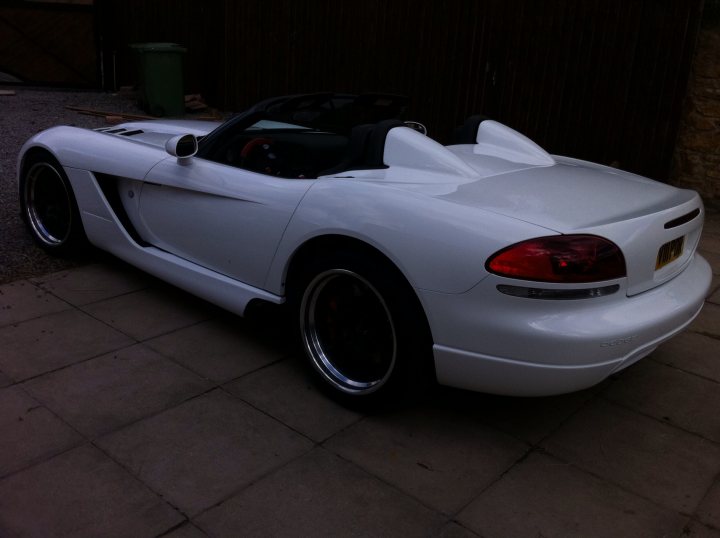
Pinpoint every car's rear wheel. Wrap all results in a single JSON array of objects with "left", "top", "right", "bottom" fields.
[
  {"left": 20, "top": 151, "right": 87, "bottom": 255},
  {"left": 293, "top": 250, "right": 433, "bottom": 406}
]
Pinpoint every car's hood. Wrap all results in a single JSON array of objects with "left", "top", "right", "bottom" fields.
[
  {"left": 438, "top": 156, "right": 696, "bottom": 232},
  {"left": 95, "top": 119, "right": 222, "bottom": 149}
]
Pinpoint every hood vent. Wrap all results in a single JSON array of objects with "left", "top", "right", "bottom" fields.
[{"left": 94, "top": 127, "right": 144, "bottom": 137}]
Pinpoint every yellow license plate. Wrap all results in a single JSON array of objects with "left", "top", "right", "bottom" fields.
[{"left": 656, "top": 236, "right": 684, "bottom": 270}]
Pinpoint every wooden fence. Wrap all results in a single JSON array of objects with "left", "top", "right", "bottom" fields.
[{"left": 95, "top": 0, "right": 703, "bottom": 181}]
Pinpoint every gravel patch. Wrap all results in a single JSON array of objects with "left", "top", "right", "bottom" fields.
[{"left": 1, "top": 87, "right": 162, "bottom": 284}]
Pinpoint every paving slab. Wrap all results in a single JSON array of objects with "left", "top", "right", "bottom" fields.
[
  {"left": 97, "top": 389, "right": 313, "bottom": 517},
  {"left": 651, "top": 331, "right": 720, "bottom": 383},
  {"left": 163, "top": 522, "right": 210, "bottom": 538},
  {"left": 435, "top": 522, "right": 482, "bottom": 537},
  {"left": 433, "top": 385, "right": 599, "bottom": 445},
  {"left": 457, "top": 451, "right": 687, "bottom": 538},
  {"left": 194, "top": 447, "right": 445, "bottom": 537},
  {"left": 23, "top": 344, "right": 212, "bottom": 438},
  {"left": 0, "top": 308, "right": 133, "bottom": 381},
  {"left": 31, "top": 262, "right": 152, "bottom": 306},
  {"left": 689, "top": 302, "right": 720, "bottom": 339},
  {"left": 700, "top": 231, "right": 720, "bottom": 255},
  {"left": 325, "top": 402, "right": 528, "bottom": 514},
  {"left": 710, "top": 273, "right": 720, "bottom": 300},
  {"left": 684, "top": 522, "right": 720, "bottom": 538},
  {"left": 145, "top": 317, "right": 285, "bottom": 384},
  {"left": 604, "top": 359, "right": 720, "bottom": 442},
  {"left": 224, "top": 357, "right": 362, "bottom": 442},
  {"left": 700, "top": 250, "right": 720, "bottom": 275},
  {"left": 0, "top": 444, "right": 182, "bottom": 538},
  {"left": 697, "top": 479, "right": 720, "bottom": 529},
  {"left": 0, "top": 385, "right": 82, "bottom": 478},
  {"left": 710, "top": 286, "right": 720, "bottom": 304},
  {"left": 81, "top": 286, "right": 216, "bottom": 341},
  {"left": 542, "top": 399, "right": 720, "bottom": 513},
  {"left": 0, "top": 217, "right": 716, "bottom": 537},
  {"left": 0, "top": 279, "right": 69, "bottom": 327}
]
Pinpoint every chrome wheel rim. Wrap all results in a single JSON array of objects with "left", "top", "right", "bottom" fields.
[
  {"left": 300, "top": 269, "right": 397, "bottom": 394},
  {"left": 24, "top": 162, "right": 72, "bottom": 246}
]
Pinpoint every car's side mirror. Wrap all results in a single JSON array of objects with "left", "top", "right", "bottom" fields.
[{"left": 165, "top": 134, "right": 198, "bottom": 159}]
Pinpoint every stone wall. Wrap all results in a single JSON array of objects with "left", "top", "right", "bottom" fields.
[{"left": 672, "top": 13, "right": 720, "bottom": 204}]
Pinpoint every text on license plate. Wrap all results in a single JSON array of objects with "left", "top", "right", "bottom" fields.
[{"left": 656, "top": 236, "right": 685, "bottom": 270}]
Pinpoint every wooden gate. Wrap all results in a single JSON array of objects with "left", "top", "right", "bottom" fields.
[{"left": 0, "top": 1, "right": 97, "bottom": 86}]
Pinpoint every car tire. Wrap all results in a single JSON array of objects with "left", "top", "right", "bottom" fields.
[
  {"left": 291, "top": 249, "right": 434, "bottom": 407},
  {"left": 20, "top": 151, "right": 88, "bottom": 255}
]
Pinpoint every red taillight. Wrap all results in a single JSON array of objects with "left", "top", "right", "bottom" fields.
[{"left": 486, "top": 235, "right": 626, "bottom": 283}]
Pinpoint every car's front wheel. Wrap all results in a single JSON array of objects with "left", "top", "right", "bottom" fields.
[
  {"left": 293, "top": 250, "right": 433, "bottom": 406},
  {"left": 20, "top": 151, "right": 87, "bottom": 255}
]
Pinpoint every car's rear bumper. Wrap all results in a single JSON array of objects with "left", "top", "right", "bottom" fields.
[{"left": 423, "top": 253, "right": 711, "bottom": 396}]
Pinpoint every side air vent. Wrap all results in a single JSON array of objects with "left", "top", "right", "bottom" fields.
[
  {"left": 93, "top": 172, "right": 149, "bottom": 246},
  {"left": 664, "top": 208, "right": 700, "bottom": 229},
  {"left": 119, "top": 129, "right": 144, "bottom": 136}
]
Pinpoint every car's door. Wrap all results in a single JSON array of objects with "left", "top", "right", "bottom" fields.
[{"left": 138, "top": 156, "right": 313, "bottom": 289}]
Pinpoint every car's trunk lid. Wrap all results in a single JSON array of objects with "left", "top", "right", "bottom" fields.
[{"left": 438, "top": 156, "right": 704, "bottom": 296}]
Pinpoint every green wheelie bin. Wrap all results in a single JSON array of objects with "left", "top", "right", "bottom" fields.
[{"left": 131, "top": 42, "right": 186, "bottom": 117}]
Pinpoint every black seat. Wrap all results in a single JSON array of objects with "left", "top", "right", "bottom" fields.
[
  {"left": 320, "top": 119, "right": 404, "bottom": 176},
  {"left": 319, "top": 124, "right": 374, "bottom": 176},
  {"left": 451, "top": 114, "right": 490, "bottom": 144}
]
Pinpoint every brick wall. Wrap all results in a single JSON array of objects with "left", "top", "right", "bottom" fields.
[{"left": 672, "top": 15, "right": 720, "bottom": 204}]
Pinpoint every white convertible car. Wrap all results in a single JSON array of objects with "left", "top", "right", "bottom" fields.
[{"left": 19, "top": 93, "right": 712, "bottom": 403}]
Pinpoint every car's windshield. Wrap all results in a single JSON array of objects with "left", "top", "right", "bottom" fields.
[{"left": 246, "top": 120, "right": 312, "bottom": 131}]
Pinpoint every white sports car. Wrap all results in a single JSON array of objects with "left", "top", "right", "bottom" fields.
[{"left": 18, "top": 93, "right": 712, "bottom": 403}]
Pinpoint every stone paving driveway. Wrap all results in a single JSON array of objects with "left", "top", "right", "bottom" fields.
[{"left": 1, "top": 215, "right": 719, "bottom": 537}]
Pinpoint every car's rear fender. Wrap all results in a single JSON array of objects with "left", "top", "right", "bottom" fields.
[{"left": 266, "top": 178, "right": 554, "bottom": 295}]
